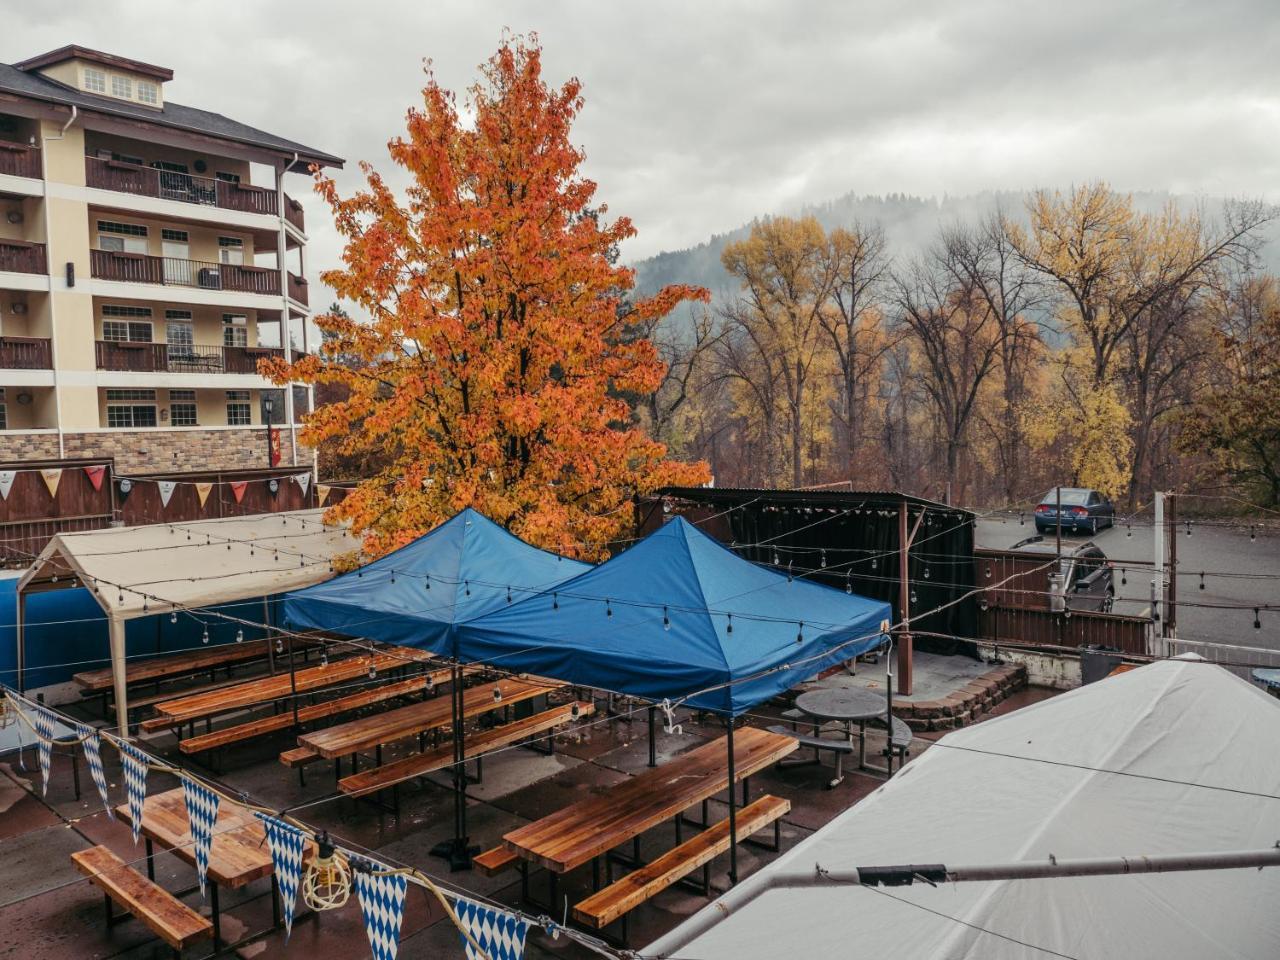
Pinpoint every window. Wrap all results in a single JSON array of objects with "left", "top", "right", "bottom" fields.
[
  {"left": 169, "top": 390, "right": 197, "bottom": 426},
  {"left": 165, "top": 312, "right": 193, "bottom": 352},
  {"left": 226, "top": 390, "right": 251, "bottom": 426},
  {"left": 106, "top": 389, "right": 157, "bottom": 428},
  {"left": 0, "top": 388, "right": 7, "bottom": 430},
  {"left": 137, "top": 80, "right": 159, "bottom": 105},
  {"left": 262, "top": 389, "right": 285, "bottom": 424},
  {"left": 102, "top": 319, "right": 153, "bottom": 342},
  {"left": 111, "top": 75, "right": 132, "bottom": 99},
  {"left": 161, "top": 228, "right": 189, "bottom": 243},
  {"left": 84, "top": 68, "right": 106, "bottom": 93},
  {"left": 102, "top": 304, "right": 153, "bottom": 317},
  {"left": 97, "top": 220, "right": 148, "bottom": 254},
  {"left": 223, "top": 314, "right": 248, "bottom": 347},
  {"left": 218, "top": 237, "right": 244, "bottom": 266},
  {"left": 215, "top": 171, "right": 241, "bottom": 184}
]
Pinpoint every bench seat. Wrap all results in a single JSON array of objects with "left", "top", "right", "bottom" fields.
[
  {"left": 280, "top": 746, "right": 321, "bottom": 767},
  {"left": 473, "top": 846, "right": 519, "bottom": 876},
  {"left": 71, "top": 844, "right": 212, "bottom": 952},
  {"left": 573, "top": 794, "right": 790, "bottom": 932},
  {"left": 766, "top": 724, "right": 856, "bottom": 754}
]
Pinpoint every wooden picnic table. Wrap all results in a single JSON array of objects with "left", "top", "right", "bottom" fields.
[
  {"left": 143, "top": 644, "right": 433, "bottom": 730},
  {"left": 502, "top": 726, "right": 797, "bottom": 875},
  {"left": 73, "top": 639, "right": 280, "bottom": 692},
  {"left": 113, "top": 787, "right": 313, "bottom": 946},
  {"left": 297, "top": 676, "right": 563, "bottom": 760}
]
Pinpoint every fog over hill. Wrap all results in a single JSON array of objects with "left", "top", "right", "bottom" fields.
[{"left": 632, "top": 189, "right": 1280, "bottom": 303}]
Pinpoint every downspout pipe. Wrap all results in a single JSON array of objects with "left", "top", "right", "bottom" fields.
[
  {"left": 40, "top": 105, "right": 78, "bottom": 459},
  {"left": 648, "top": 847, "right": 1280, "bottom": 956},
  {"left": 276, "top": 152, "right": 300, "bottom": 466}
]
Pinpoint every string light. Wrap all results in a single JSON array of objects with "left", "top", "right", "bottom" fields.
[
  {"left": 1254, "top": 609, "right": 1262, "bottom": 630},
  {"left": 275, "top": 637, "right": 284, "bottom": 655},
  {"left": 170, "top": 611, "right": 178, "bottom": 624},
  {"left": 464, "top": 580, "right": 471, "bottom": 596},
  {"left": 201, "top": 625, "right": 209, "bottom": 645},
  {"left": 796, "top": 621, "right": 804, "bottom": 644},
  {"left": 368, "top": 663, "right": 377, "bottom": 680},
  {"left": 506, "top": 586, "right": 513, "bottom": 604},
  {"left": 389, "top": 569, "right": 395, "bottom": 584},
  {"left": 301, "top": 831, "right": 350, "bottom": 911},
  {"left": 845, "top": 571, "right": 852, "bottom": 594},
  {"left": 605, "top": 598, "right": 613, "bottom": 618},
  {"left": 492, "top": 686, "right": 503, "bottom": 703},
  {"left": 820, "top": 549, "right": 827, "bottom": 568},
  {"left": 424, "top": 574, "right": 431, "bottom": 590},
  {"left": 726, "top": 613, "right": 733, "bottom": 634},
  {"left": 787, "top": 561, "right": 793, "bottom": 583},
  {"left": 663, "top": 606, "right": 670, "bottom": 631},
  {"left": 235, "top": 628, "right": 244, "bottom": 643},
  {"left": 1199, "top": 572, "right": 1206, "bottom": 590},
  {"left": 552, "top": 592, "right": 559, "bottom": 610},
  {"left": 321, "top": 651, "right": 329, "bottom": 667}
]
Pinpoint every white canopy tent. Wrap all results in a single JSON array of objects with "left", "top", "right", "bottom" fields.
[
  {"left": 16, "top": 509, "right": 356, "bottom": 734},
  {"left": 651, "top": 658, "right": 1280, "bottom": 959}
]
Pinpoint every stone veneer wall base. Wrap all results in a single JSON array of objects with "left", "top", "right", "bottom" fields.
[{"left": 0, "top": 429, "right": 310, "bottom": 473}]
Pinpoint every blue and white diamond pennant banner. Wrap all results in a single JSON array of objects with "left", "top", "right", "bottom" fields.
[
  {"left": 454, "top": 896, "right": 529, "bottom": 960},
  {"left": 181, "top": 776, "right": 220, "bottom": 898},
  {"left": 118, "top": 741, "right": 150, "bottom": 845},
  {"left": 33, "top": 704, "right": 56, "bottom": 797},
  {"left": 75, "top": 723, "right": 113, "bottom": 818},
  {"left": 354, "top": 862, "right": 408, "bottom": 960},
  {"left": 255, "top": 813, "right": 306, "bottom": 937}
]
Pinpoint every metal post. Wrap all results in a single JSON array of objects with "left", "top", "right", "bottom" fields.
[
  {"left": 897, "top": 501, "right": 912, "bottom": 695},
  {"left": 108, "top": 617, "right": 129, "bottom": 737},
  {"left": 726, "top": 719, "right": 738, "bottom": 885},
  {"left": 287, "top": 634, "right": 299, "bottom": 727},
  {"left": 1055, "top": 486, "right": 1062, "bottom": 560},
  {"left": 16, "top": 590, "right": 26, "bottom": 694},
  {"left": 264, "top": 597, "right": 276, "bottom": 674},
  {"left": 648, "top": 705, "right": 657, "bottom": 767},
  {"left": 1167, "top": 492, "right": 1177, "bottom": 640},
  {"left": 1153, "top": 491, "right": 1165, "bottom": 635}
]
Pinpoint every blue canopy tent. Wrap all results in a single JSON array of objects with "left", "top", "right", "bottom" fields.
[
  {"left": 279, "top": 507, "right": 590, "bottom": 868},
  {"left": 458, "top": 516, "right": 892, "bottom": 881}
]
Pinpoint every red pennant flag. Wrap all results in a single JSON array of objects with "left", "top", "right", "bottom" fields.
[
  {"left": 229, "top": 480, "right": 248, "bottom": 503},
  {"left": 83, "top": 465, "right": 107, "bottom": 491}
]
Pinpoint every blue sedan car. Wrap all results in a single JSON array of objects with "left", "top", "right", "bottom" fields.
[{"left": 1033, "top": 487, "right": 1115, "bottom": 535}]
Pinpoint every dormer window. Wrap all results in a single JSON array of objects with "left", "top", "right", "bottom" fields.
[
  {"left": 84, "top": 67, "right": 106, "bottom": 93},
  {"left": 137, "top": 80, "right": 158, "bottom": 105},
  {"left": 111, "top": 75, "right": 132, "bottom": 98}
]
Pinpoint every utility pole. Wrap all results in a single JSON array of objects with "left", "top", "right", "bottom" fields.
[
  {"left": 897, "top": 501, "right": 912, "bottom": 695},
  {"left": 1153, "top": 491, "right": 1165, "bottom": 649}
]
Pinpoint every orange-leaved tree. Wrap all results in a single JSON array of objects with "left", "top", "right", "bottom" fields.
[{"left": 265, "top": 36, "right": 709, "bottom": 560}]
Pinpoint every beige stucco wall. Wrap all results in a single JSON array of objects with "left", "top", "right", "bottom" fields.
[
  {"left": 38, "top": 59, "right": 166, "bottom": 110},
  {"left": 94, "top": 386, "right": 272, "bottom": 427},
  {"left": 0, "top": 196, "right": 45, "bottom": 243},
  {"left": 40, "top": 120, "right": 86, "bottom": 186},
  {"left": 89, "top": 297, "right": 272, "bottom": 348},
  {"left": 87, "top": 211, "right": 257, "bottom": 263},
  {"left": 0, "top": 292, "right": 51, "bottom": 339},
  {"left": 84, "top": 132, "right": 247, "bottom": 184}
]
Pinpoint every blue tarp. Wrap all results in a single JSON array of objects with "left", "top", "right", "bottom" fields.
[
  {"left": 280, "top": 508, "right": 592, "bottom": 655},
  {"left": 457, "top": 517, "right": 892, "bottom": 715}
]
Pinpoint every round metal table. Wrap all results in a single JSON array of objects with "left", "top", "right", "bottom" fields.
[{"left": 794, "top": 686, "right": 889, "bottom": 773}]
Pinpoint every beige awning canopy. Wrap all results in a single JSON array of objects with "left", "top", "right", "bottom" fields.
[
  {"left": 18, "top": 509, "right": 357, "bottom": 618},
  {"left": 16, "top": 510, "right": 358, "bottom": 734}
]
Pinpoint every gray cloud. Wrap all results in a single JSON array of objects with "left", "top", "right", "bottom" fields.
[{"left": 5, "top": 0, "right": 1277, "bottom": 304}]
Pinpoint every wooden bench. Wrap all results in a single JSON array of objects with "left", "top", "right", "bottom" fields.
[
  {"left": 572, "top": 795, "right": 790, "bottom": 943},
  {"left": 71, "top": 845, "right": 212, "bottom": 956},
  {"left": 179, "top": 671, "right": 452, "bottom": 757},
  {"left": 108, "top": 673, "right": 262, "bottom": 719},
  {"left": 474, "top": 846, "right": 520, "bottom": 877},
  {"left": 74, "top": 639, "right": 279, "bottom": 693},
  {"left": 337, "top": 701, "right": 594, "bottom": 807}
]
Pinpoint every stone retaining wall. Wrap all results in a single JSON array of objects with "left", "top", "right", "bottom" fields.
[
  {"left": 0, "top": 429, "right": 312, "bottom": 473},
  {"left": 893, "top": 662, "right": 1028, "bottom": 732}
]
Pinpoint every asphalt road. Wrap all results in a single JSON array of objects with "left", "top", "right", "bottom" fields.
[{"left": 976, "top": 516, "right": 1280, "bottom": 652}]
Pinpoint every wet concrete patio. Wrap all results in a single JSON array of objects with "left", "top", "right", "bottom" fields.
[{"left": 0, "top": 653, "right": 1057, "bottom": 959}]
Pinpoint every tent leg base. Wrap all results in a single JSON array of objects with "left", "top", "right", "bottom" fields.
[{"left": 430, "top": 837, "right": 478, "bottom": 872}]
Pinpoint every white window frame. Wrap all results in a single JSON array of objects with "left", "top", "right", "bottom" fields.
[
  {"left": 106, "top": 405, "right": 158, "bottom": 428},
  {"left": 222, "top": 314, "right": 248, "bottom": 347},
  {"left": 218, "top": 237, "right": 245, "bottom": 266},
  {"left": 83, "top": 67, "right": 106, "bottom": 93},
  {"left": 97, "top": 220, "right": 148, "bottom": 255},
  {"left": 137, "top": 80, "right": 159, "bottom": 105},
  {"left": 111, "top": 75, "right": 132, "bottom": 99},
  {"left": 169, "top": 389, "right": 198, "bottom": 426},
  {"left": 102, "top": 319, "right": 153, "bottom": 343}
]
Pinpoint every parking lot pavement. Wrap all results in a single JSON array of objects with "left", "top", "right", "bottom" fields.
[{"left": 976, "top": 516, "right": 1280, "bottom": 651}]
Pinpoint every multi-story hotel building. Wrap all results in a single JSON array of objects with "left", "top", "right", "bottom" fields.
[{"left": 0, "top": 46, "right": 341, "bottom": 471}]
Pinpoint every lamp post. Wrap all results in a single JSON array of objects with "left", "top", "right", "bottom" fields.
[{"left": 263, "top": 394, "right": 274, "bottom": 468}]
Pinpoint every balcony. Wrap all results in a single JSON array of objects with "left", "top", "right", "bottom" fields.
[
  {"left": 95, "top": 341, "right": 284, "bottom": 375},
  {"left": 0, "top": 140, "right": 41, "bottom": 179},
  {"left": 85, "top": 156, "right": 278, "bottom": 217},
  {"left": 284, "top": 194, "right": 305, "bottom": 233},
  {"left": 0, "top": 240, "right": 46, "bottom": 275},
  {"left": 287, "top": 271, "right": 309, "bottom": 306},
  {"left": 0, "top": 336, "right": 51, "bottom": 369},
  {"left": 90, "top": 249, "right": 280, "bottom": 295}
]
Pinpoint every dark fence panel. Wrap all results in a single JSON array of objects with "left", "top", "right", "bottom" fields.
[{"left": 978, "top": 605, "right": 1152, "bottom": 656}]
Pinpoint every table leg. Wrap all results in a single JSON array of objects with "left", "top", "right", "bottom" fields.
[
  {"left": 211, "top": 883, "right": 221, "bottom": 946},
  {"left": 145, "top": 837, "right": 155, "bottom": 881},
  {"left": 271, "top": 874, "right": 281, "bottom": 929},
  {"left": 857, "top": 720, "right": 867, "bottom": 769}
]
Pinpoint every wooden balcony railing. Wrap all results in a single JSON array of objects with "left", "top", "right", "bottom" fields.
[
  {"left": 95, "top": 340, "right": 284, "bottom": 374},
  {"left": 287, "top": 271, "right": 309, "bottom": 306},
  {"left": 90, "top": 249, "right": 280, "bottom": 295},
  {"left": 84, "top": 156, "right": 278, "bottom": 216},
  {"left": 0, "top": 140, "right": 41, "bottom": 179},
  {"left": 0, "top": 240, "right": 46, "bottom": 275},
  {"left": 0, "top": 336, "right": 52, "bottom": 369},
  {"left": 284, "top": 194, "right": 305, "bottom": 232}
]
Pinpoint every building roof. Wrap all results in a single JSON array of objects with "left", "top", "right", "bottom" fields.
[
  {"left": 651, "top": 657, "right": 1280, "bottom": 959},
  {"left": 18, "top": 509, "right": 356, "bottom": 621},
  {"left": 654, "top": 486, "right": 972, "bottom": 516},
  {"left": 0, "top": 57, "right": 342, "bottom": 171},
  {"left": 15, "top": 45, "right": 173, "bottom": 81}
]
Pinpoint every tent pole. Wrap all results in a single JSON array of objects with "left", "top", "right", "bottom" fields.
[
  {"left": 453, "top": 660, "right": 468, "bottom": 861},
  {"left": 897, "top": 501, "right": 913, "bottom": 695},
  {"left": 648, "top": 705, "right": 657, "bottom": 767},
  {"left": 264, "top": 597, "right": 276, "bottom": 674},
  {"left": 109, "top": 617, "right": 129, "bottom": 738},
  {"left": 726, "top": 718, "right": 738, "bottom": 885},
  {"left": 288, "top": 634, "right": 299, "bottom": 727},
  {"left": 15, "top": 589, "right": 26, "bottom": 695}
]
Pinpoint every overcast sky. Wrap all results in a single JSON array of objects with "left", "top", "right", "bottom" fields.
[{"left": 5, "top": 0, "right": 1279, "bottom": 284}]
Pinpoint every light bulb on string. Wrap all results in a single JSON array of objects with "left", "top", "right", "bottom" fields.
[
  {"left": 368, "top": 663, "right": 377, "bottom": 680},
  {"left": 845, "top": 572, "right": 852, "bottom": 595},
  {"left": 1254, "top": 609, "right": 1262, "bottom": 630},
  {"left": 170, "top": 611, "right": 178, "bottom": 624},
  {"left": 1120, "top": 568, "right": 1127, "bottom": 586},
  {"left": 235, "top": 628, "right": 244, "bottom": 643},
  {"left": 606, "top": 598, "right": 612, "bottom": 618},
  {"left": 726, "top": 613, "right": 733, "bottom": 635},
  {"left": 1186, "top": 520, "right": 1192, "bottom": 537},
  {"left": 870, "top": 557, "right": 877, "bottom": 570},
  {"left": 820, "top": 549, "right": 827, "bottom": 568},
  {"left": 389, "top": 569, "right": 395, "bottom": 584},
  {"left": 275, "top": 638, "right": 284, "bottom": 655},
  {"left": 773, "top": 549, "right": 780, "bottom": 566},
  {"left": 464, "top": 580, "right": 471, "bottom": 596},
  {"left": 663, "top": 606, "right": 670, "bottom": 631},
  {"left": 321, "top": 651, "right": 329, "bottom": 668},
  {"left": 1126, "top": 523, "right": 1132, "bottom": 538},
  {"left": 201, "top": 625, "right": 210, "bottom": 645},
  {"left": 787, "top": 561, "right": 793, "bottom": 583},
  {"left": 1199, "top": 572, "right": 1205, "bottom": 590},
  {"left": 552, "top": 592, "right": 559, "bottom": 610},
  {"left": 796, "top": 621, "right": 804, "bottom": 644},
  {"left": 910, "top": 588, "right": 918, "bottom": 605},
  {"left": 506, "top": 586, "right": 512, "bottom": 604},
  {"left": 923, "top": 565, "right": 931, "bottom": 580},
  {"left": 424, "top": 574, "right": 430, "bottom": 590}
]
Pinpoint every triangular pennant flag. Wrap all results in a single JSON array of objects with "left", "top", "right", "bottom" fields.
[
  {"left": 117, "top": 477, "right": 134, "bottom": 503},
  {"left": 255, "top": 813, "right": 306, "bottom": 937},
  {"left": 181, "top": 777, "right": 220, "bottom": 898},
  {"left": 454, "top": 896, "right": 529, "bottom": 960},
  {"left": 0, "top": 470, "right": 15, "bottom": 501},
  {"left": 316, "top": 484, "right": 331, "bottom": 507},
  {"left": 294, "top": 473, "right": 311, "bottom": 497},
  {"left": 230, "top": 480, "right": 248, "bottom": 504},
  {"left": 84, "top": 465, "right": 107, "bottom": 491},
  {"left": 75, "top": 722, "right": 113, "bottom": 819},
  {"left": 354, "top": 864, "right": 408, "bottom": 960},
  {"left": 195, "top": 482, "right": 213, "bottom": 508},
  {"left": 33, "top": 704, "right": 56, "bottom": 797},
  {"left": 40, "top": 468, "right": 62, "bottom": 499},
  {"left": 157, "top": 480, "right": 177, "bottom": 508},
  {"left": 118, "top": 741, "right": 150, "bottom": 845}
]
